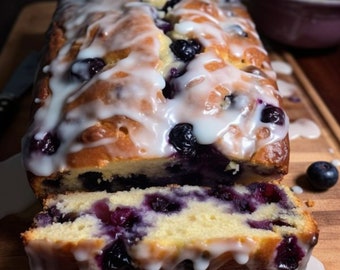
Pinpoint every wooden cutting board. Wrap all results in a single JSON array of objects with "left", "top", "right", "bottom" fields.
[{"left": 0, "top": 2, "right": 339, "bottom": 269}]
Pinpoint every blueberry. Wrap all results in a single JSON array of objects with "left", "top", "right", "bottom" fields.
[
  {"left": 155, "top": 18, "right": 173, "bottom": 33},
  {"left": 176, "top": 260, "right": 194, "bottom": 270},
  {"left": 169, "top": 123, "right": 198, "bottom": 157},
  {"left": 79, "top": 172, "right": 109, "bottom": 192},
  {"left": 249, "top": 183, "right": 282, "bottom": 204},
  {"left": 233, "top": 197, "right": 255, "bottom": 213},
  {"left": 307, "top": 161, "right": 339, "bottom": 190},
  {"left": 162, "top": 0, "right": 181, "bottom": 12},
  {"left": 92, "top": 199, "right": 111, "bottom": 224},
  {"left": 248, "top": 182, "right": 291, "bottom": 209},
  {"left": 247, "top": 219, "right": 273, "bottom": 230},
  {"left": 101, "top": 238, "right": 135, "bottom": 270},
  {"left": 162, "top": 81, "right": 176, "bottom": 99},
  {"left": 29, "top": 132, "right": 60, "bottom": 155},
  {"left": 222, "top": 94, "right": 236, "bottom": 110},
  {"left": 210, "top": 186, "right": 256, "bottom": 213},
  {"left": 247, "top": 219, "right": 291, "bottom": 231},
  {"left": 225, "top": 94, "right": 236, "bottom": 103},
  {"left": 162, "top": 68, "right": 183, "bottom": 99},
  {"left": 34, "top": 212, "right": 54, "bottom": 227},
  {"left": 34, "top": 206, "right": 77, "bottom": 227},
  {"left": 143, "top": 193, "right": 183, "bottom": 214},
  {"left": 110, "top": 207, "right": 140, "bottom": 229},
  {"left": 209, "top": 185, "right": 235, "bottom": 202},
  {"left": 260, "top": 104, "right": 285, "bottom": 126},
  {"left": 70, "top": 57, "right": 105, "bottom": 82},
  {"left": 92, "top": 202, "right": 141, "bottom": 241},
  {"left": 275, "top": 236, "right": 304, "bottom": 270},
  {"left": 170, "top": 39, "right": 202, "bottom": 62}
]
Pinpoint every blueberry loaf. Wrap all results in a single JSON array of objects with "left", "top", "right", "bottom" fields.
[
  {"left": 22, "top": 0, "right": 289, "bottom": 198},
  {"left": 22, "top": 183, "right": 318, "bottom": 270}
]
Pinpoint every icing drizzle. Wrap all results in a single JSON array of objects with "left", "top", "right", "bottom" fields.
[{"left": 23, "top": 0, "right": 289, "bottom": 176}]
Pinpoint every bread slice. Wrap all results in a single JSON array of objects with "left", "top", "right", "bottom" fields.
[
  {"left": 22, "top": 183, "right": 318, "bottom": 270},
  {"left": 22, "top": 0, "right": 289, "bottom": 198}
]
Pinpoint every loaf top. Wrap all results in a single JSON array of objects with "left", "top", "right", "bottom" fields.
[{"left": 23, "top": 0, "right": 289, "bottom": 177}]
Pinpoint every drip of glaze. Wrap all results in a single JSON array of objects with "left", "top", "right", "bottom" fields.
[
  {"left": 23, "top": 0, "right": 289, "bottom": 176},
  {"left": 306, "top": 256, "right": 325, "bottom": 270},
  {"left": 277, "top": 79, "right": 297, "bottom": 98},
  {"left": 271, "top": 60, "right": 293, "bottom": 75},
  {"left": 331, "top": 159, "right": 340, "bottom": 167},
  {"left": 289, "top": 118, "right": 321, "bottom": 140},
  {"left": 290, "top": 185, "right": 303, "bottom": 194}
]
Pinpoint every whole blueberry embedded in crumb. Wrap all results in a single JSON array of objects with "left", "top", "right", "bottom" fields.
[
  {"left": 247, "top": 219, "right": 273, "bottom": 230},
  {"left": 306, "top": 161, "right": 339, "bottom": 190},
  {"left": 247, "top": 219, "right": 292, "bottom": 231},
  {"left": 34, "top": 206, "right": 77, "bottom": 227},
  {"left": 110, "top": 207, "right": 140, "bottom": 229},
  {"left": 79, "top": 172, "right": 109, "bottom": 192},
  {"left": 70, "top": 57, "right": 105, "bottom": 82},
  {"left": 249, "top": 183, "right": 282, "bottom": 203},
  {"left": 92, "top": 199, "right": 111, "bottom": 224},
  {"left": 92, "top": 201, "right": 141, "bottom": 241},
  {"left": 260, "top": 104, "right": 285, "bottom": 126},
  {"left": 170, "top": 39, "right": 202, "bottom": 62},
  {"left": 101, "top": 238, "right": 135, "bottom": 270},
  {"left": 169, "top": 123, "right": 198, "bottom": 157},
  {"left": 143, "top": 193, "right": 183, "bottom": 214},
  {"left": 248, "top": 182, "right": 291, "bottom": 209},
  {"left": 34, "top": 212, "right": 54, "bottom": 227},
  {"left": 275, "top": 236, "right": 304, "bottom": 270},
  {"left": 29, "top": 132, "right": 60, "bottom": 155},
  {"left": 210, "top": 186, "right": 257, "bottom": 213}
]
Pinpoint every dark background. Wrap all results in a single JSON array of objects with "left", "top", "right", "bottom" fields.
[{"left": 0, "top": 0, "right": 53, "bottom": 51}]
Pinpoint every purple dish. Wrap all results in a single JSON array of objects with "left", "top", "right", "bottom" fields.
[{"left": 244, "top": 0, "right": 340, "bottom": 49}]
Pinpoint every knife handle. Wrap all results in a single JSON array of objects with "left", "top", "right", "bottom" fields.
[{"left": 0, "top": 97, "right": 17, "bottom": 134}]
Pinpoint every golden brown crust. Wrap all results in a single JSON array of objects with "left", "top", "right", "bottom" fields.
[
  {"left": 251, "top": 135, "right": 290, "bottom": 175},
  {"left": 23, "top": 0, "right": 290, "bottom": 198}
]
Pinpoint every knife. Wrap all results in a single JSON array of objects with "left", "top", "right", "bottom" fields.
[{"left": 0, "top": 51, "right": 41, "bottom": 133}]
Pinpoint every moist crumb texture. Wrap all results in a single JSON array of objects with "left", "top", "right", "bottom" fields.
[{"left": 22, "top": 183, "right": 318, "bottom": 270}]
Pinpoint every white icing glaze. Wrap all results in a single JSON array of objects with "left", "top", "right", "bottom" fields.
[
  {"left": 26, "top": 242, "right": 323, "bottom": 270},
  {"left": 133, "top": 238, "right": 256, "bottom": 270},
  {"left": 306, "top": 256, "right": 325, "bottom": 270},
  {"left": 277, "top": 79, "right": 297, "bottom": 98},
  {"left": 289, "top": 118, "right": 321, "bottom": 140},
  {"left": 328, "top": 147, "right": 334, "bottom": 154},
  {"left": 271, "top": 60, "right": 293, "bottom": 75},
  {"left": 291, "top": 185, "right": 304, "bottom": 194},
  {"left": 331, "top": 159, "right": 340, "bottom": 167},
  {"left": 23, "top": 0, "right": 288, "bottom": 176}
]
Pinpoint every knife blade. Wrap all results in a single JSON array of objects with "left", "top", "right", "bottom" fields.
[{"left": 0, "top": 51, "right": 41, "bottom": 133}]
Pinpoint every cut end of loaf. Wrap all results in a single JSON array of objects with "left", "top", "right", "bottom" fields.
[{"left": 22, "top": 183, "right": 318, "bottom": 270}]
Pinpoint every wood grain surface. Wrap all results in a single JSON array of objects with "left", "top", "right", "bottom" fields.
[{"left": 0, "top": 2, "right": 339, "bottom": 270}]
